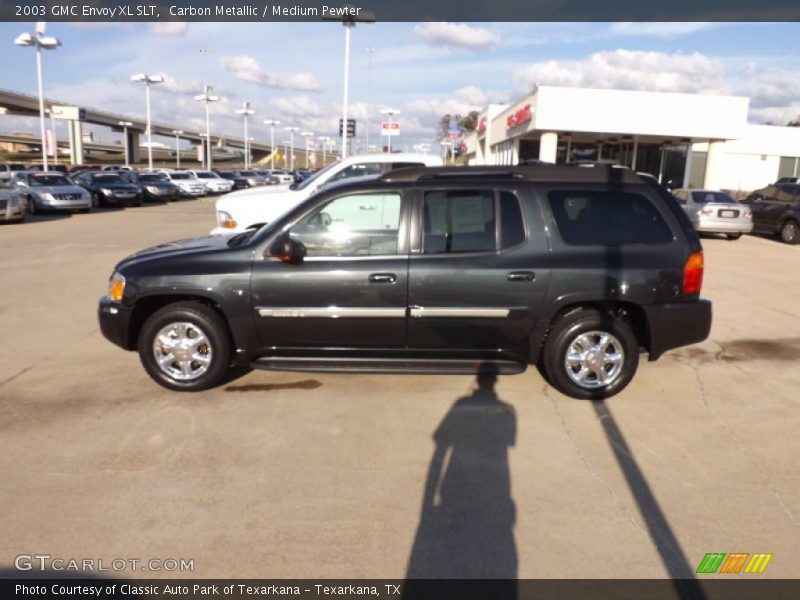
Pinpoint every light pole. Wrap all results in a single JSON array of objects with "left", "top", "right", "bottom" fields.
[
  {"left": 15, "top": 23, "right": 61, "bottom": 172},
  {"left": 301, "top": 131, "right": 314, "bottom": 169},
  {"left": 48, "top": 107, "right": 63, "bottom": 167},
  {"left": 118, "top": 121, "right": 133, "bottom": 167},
  {"left": 194, "top": 85, "right": 220, "bottom": 170},
  {"left": 131, "top": 73, "right": 165, "bottom": 170},
  {"left": 319, "top": 136, "right": 329, "bottom": 166},
  {"left": 263, "top": 120, "right": 280, "bottom": 170},
  {"left": 235, "top": 101, "right": 255, "bottom": 169},
  {"left": 171, "top": 129, "right": 183, "bottom": 169},
  {"left": 380, "top": 108, "right": 401, "bottom": 154},
  {"left": 365, "top": 48, "right": 374, "bottom": 154},
  {"left": 285, "top": 127, "right": 298, "bottom": 171},
  {"left": 282, "top": 141, "right": 291, "bottom": 170}
]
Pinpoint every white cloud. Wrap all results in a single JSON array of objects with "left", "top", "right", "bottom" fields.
[
  {"left": 150, "top": 22, "right": 188, "bottom": 37},
  {"left": 220, "top": 55, "right": 323, "bottom": 92},
  {"left": 412, "top": 22, "right": 499, "bottom": 52},
  {"left": 608, "top": 23, "right": 715, "bottom": 38},
  {"left": 512, "top": 50, "right": 728, "bottom": 96},
  {"left": 404, "top": 85, "right": 508, "bottom": 120}
]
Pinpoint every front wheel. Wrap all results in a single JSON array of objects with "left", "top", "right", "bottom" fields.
[
  {"left": 138, "top": 302, "right": 232, "bottom": 391},
  {"left": 542, "top": 309, "right": 639, "bottom": 400},
  {"left": 780, "top": 220, "right": 799, "bottom": 244},
  {"left": 27, "top": 195, "right": 37, "bottom": 215}
]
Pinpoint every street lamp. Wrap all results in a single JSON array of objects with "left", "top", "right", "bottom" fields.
[
  {"left": 118, "top": 121, "right": 133, "bottom": 167},
  {"left": 131, "top": 73, "right": 165, "bottom": 170},
  {"left": 282, "top": 140, "right": 291, "bottom": 169},
  {"left": 301, "top": 131, "right": 314, "bottom": 169},
  {"left": 235, "top": 101, "right": 255, "bottom": 169},
  {"left": 194, "top": 85, "right": 220, "bottom": 170},
  {"left": 380, "top": 108, "right": 401, "bottom": 153},
  {"left": 319, "top": 136, "right": 329, "bottom": 166},
  {"left": 365, "top": 48, "right": 374, "bottom": 154},
  {"left": 15, "top": 23, "right": 61, "bottom": 172},
  {"left": 171, "top": 129, "right": 183, "bottom": 169},
  {"left": 263, "top": 119, "right": 281, "bottom": 170},
  {"left": 284, "top": 126, "right": 299, "bottom": 171}
]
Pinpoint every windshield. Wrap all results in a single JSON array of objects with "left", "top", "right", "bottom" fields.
[
  {"left": 239, "top": 170, "right": 257, "bottom": 177},
  {"left": 294, "top": 160, "right": 341, "bottom": 191},
  {"left": 91, "top": 174, "right": 125, "bottom": 184},
  {"left": 139, "top": 174, "right": 169, "bottom": 183},
  {"left": 29, "top": 174, "right": 71, "bottom": 186},
  {"left": 194, "top": 172, "right": 217, "bottom": 179},
  {"left": 170, "top": 173, "right": 192, "bottom": 180},
  {"left": 692, "top": 191, "right": 735, "bottom": 204}
]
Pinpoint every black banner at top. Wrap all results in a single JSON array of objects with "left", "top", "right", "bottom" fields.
[{"left": 1, "top": 0, "right": 800, "bottom": 22}]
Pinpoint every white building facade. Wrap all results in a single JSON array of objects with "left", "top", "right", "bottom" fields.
[{"left": 464, "top": 86, "right": 800, "bottom": 192}]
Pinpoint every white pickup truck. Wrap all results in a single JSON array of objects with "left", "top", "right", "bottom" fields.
[{"left": 211, "top": 153, "right": 442, "bottom": 235}]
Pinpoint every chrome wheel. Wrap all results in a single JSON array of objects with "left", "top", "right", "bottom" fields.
[
  {"left": 564, "top": 330, "right": 625, "bottom": 389},
  {"left": 152, "top": 321, "right": 213, "bottom": 382},
  {"left": 781, "top": 221, "right": 798, "bottom": 243}
]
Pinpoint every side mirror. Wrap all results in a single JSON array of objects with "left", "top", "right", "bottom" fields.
[{"left": 269, "top": 235, "right": 306, "bottom": 264}]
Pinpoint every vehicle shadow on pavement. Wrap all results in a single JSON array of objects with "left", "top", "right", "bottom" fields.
[
  {"left": 224, "top": 378, "right": 322, "bottom": 393},
  {"left": 404, "top": 367, "right": 517, "bottom": 595}
]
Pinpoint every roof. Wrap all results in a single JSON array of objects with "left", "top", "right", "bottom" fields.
[{"left": 378, "top": 164, "right": 646, "bottom": 184}]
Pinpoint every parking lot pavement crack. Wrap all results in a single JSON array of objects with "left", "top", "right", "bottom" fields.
[
  {"left": 0, "top": 366, "right": 32, "bottom": 389},
  {"left": 541, "top": 384, "right": 672, "bottom": 556},
  {"left": 677, "top": 355, "right": 799, "bottom": 529}
]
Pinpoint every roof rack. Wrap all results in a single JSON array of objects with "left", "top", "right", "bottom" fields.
[{"left": 378, "top": 164, "right": 644, "bottom": 184}]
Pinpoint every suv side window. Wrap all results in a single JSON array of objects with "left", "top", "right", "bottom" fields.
[
  {"left": 423, "top": 190, "right": 496, "bottom": 254},
  {"left": 548, "top": 190, "right": 673, "bottom": 245},
  {"left": 327, "top": 163, "right": 383, "bottom": 184},
  {"left": 500, "top": 191, "right": 526, "bottom": 249},
  {"left": 389, "top": 162, "right": 424, "bottom": 171},
  {"left": 289, "top": 192, "right": 402, "bottom": 257}
]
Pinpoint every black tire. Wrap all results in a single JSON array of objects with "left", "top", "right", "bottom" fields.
[
  {"left": 91, "top": 193, "right": 100, "bottom": 209},
  {"left": 542, "top": 309, "right": 639, "bottom": 400},
  {"left": 780, "top": 220, "right": 799, "bottom": 244},
  {"left": 27, "top": 195, "right": 37, "bottom": 215},
  {"left": 138, "top": 301, "right": 232, "bottom": 391},
  {"left": 77, "top": 208, "right": 90, "bottom": 214},
  {"left": 726, "top": 232, "right": 742, "bottom": 241}
]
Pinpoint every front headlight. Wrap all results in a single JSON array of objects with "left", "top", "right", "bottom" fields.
[
  {"left": 107, "top": 272, "right": 126, "bottom": 302},
  {"left": 100, "top": 187, "right": 113, "bottom": 195},
  {"left": 217, "top": 210, "right": 237, "bottom": 229},
  {"left": 146, "top": 186, "right": 159, "bottom": 193},
  {"left": 37, "top": 192, "right": 55, "bottom": 202}
]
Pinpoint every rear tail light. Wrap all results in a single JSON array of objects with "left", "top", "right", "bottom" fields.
[
  {"left": 745, "top": 210, "right": 752, "bottom": 217},
  {"left": 697, "top": 207, "right": 713, "bottom": 216},
  {"left": 683, "top": 252, "right": 704, "bottom": 295}
]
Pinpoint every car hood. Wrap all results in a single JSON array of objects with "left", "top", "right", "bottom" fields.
[
  {"left": 94, "top": 183, "right": 139, "bottom": 191},
  {"left": 142, "top": 181, "right": 177, "bottom": 188},
  {"left": 118, "top": 235, "right": 232, "bottom": 270},
  {"left": 30, "top": 185, "right": 87, "bottom": 195},
  {"left": 223, "top": 183, "right": 292, "bottom": 200},
  {"left": 215, "top": 187, "right": 309, "bottom": 231}
]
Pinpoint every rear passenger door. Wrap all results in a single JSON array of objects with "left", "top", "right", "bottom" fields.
[{"left": 406, "top": 185, "right": 551, "bottom": 351}]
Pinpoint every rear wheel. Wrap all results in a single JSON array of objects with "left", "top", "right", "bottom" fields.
[
  {"left": 542, "top": 309, "right": 639, "bottom": 400},
  {"left": 780, "top": 220, "right": 799, "bottom": 244},
  {"left": 138, "top": 302, "right": 232, "bottom": 391},
  {"left": 726, "top": 232, "right": 742, "bottom": 240}
]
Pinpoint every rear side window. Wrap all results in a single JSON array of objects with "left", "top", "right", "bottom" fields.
[
  {"left": 390, "top": 162, "right": 424, "bottom": 171},
  {"left": 500, "top": 192, "right": 525, "bottom": 249},
  {"left": 548, "top": 190, "right": 673, "bottom": 245},
  {"left": 423, "top": 190, "right": 496, "bottom": 254}
]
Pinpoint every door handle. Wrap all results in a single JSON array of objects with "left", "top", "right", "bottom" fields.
[
  {"left": 369, "top": 273, "right": 397, "bottom": 284},
  {"left": 507, "top": 271, "right": 535, "bottom": 282}
]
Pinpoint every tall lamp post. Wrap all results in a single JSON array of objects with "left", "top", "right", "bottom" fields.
[
  {"left": 15, "top": 23, "right": 61, "bottom": 172},
  {"left": 284, "top": 126, "right": 299, "bottom": 171},
  {"left": 235, "top": 101, "right": 255, "bottom": 169},
  {"left": 131, "top": 73, "right": 165, "bottom": 171},
  {"left": 380, "top": 108, "right": 401, "bottom": 153},
  {"left": 171, "top": 129, "right": 183, "bottom": 169},
  {"left": 319, "top": 136, "right": 329, "bottom": 167},
  {"left": 282, "top": 141, "right": 291, "bottom": 169},
  {"left": 301, "top": 131, "right": 314, "bottom": 169},
  {"left": 365, "top": 48, "right": 374, "bottom": 154},
  {"left": 118, "top": 121, "right": 133, "bottom": 167},
  {"left": 195, "top": 85, "right": 220, "bottom": 170},
  {"left": 263, "top": 120, "right": 280, "bottom": 170}
]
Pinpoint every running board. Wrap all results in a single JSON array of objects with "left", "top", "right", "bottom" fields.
[{"left": 250, "top": 356, "right": 527, "bottom": 375}]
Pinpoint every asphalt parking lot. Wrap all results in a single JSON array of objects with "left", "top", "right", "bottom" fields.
[{"left": 1, "top": 199, "right": 798, "bottom": 579}]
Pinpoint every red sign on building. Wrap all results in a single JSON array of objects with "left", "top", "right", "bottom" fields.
[
  {"left": 476, "top": 116, "right": 487, "bottom": 134},
  {"left": 506, "top": 104, "right": 532, "bottom": 130}
]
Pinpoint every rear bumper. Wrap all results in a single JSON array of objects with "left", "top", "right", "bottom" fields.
[
  {"left": 644, "top": 300, "right": 712, "bottom": 360},
  {"left": 98, "top": 297, "right": 135, "bottom": 350},
  {"left": 693, "top": 217, "right": 753, "bottom": 233}
]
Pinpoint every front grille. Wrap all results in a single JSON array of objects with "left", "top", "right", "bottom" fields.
[
  {"left": 54, "top": 193, "right": 83, "bottom": 201},
  {"left": 0, "top": 199, "right": 7, "bottom": 210}
]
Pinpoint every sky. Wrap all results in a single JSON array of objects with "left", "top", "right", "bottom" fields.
[{"left": 2, "top": 21, "right": 800, "bottom": 152}]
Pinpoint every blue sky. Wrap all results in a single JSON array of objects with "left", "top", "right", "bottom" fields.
[{"left": 2, "top": 21, "right": 800, "bottom": 150}]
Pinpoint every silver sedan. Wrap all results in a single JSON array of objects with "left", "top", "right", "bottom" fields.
[{"left": 673, "top": 189, "right": 753, "bottom": 240}]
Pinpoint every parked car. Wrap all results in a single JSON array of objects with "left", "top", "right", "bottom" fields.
[
  {"left": 185, "top": 170, "right": 234, "bottom": 194},
  {"left": 99, "top": 165, "right": 711, "bottom": 400},
  {"left": 254, "top": 170, "right": 281, "bottom": 185},
  {"left": 122, "top": 171, "right": 181, "bottom": 202},
  {"left": 67, "top": 164, "right": 102, "bottom": 174},
  {"left": 157, "top": 170, "right": 207, "bottom": 197},
  {"left": 103, "top": 165, "right": 134, "bottom": 172},
  {"left": 672, "top": 189, "right": 753, "bottom": 240},
  {"left": 261, "top": 169, "right": 294, "bottom": 185},
  {"left": 215, "top": 170, "right": 251, "bottom": 190},
  {"left": 71, "top": 171, "right": 143, "bottom": 208},
  {"left": 232, "top": 170, "right": 269, "bottom": 187},
  {"left": 0, "top": 180, "right": 25, "bottom": 223},
  {"left": 27, "top": 164, "right": 68, "bottom": 173},
  {"left": 11, "top": 171, "right": 92, "bottom": 213},
  {"left": 212, "top": 153, "right": 443, "bottom": 235},
  {"left": 743, "top": 183, "right": 800, "bottom": 244},
  {"left": 775, "top": 176, "right": 799, "bottom": 184},
  {"left": 0, "top": 163, "right": 27, "bottom": 182}
]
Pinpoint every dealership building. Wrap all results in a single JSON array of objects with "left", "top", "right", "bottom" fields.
[{"left": 464, "top": 86, "right": 800, "bottom": 192}]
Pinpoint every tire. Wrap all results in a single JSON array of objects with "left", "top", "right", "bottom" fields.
[
  {"left": 27, "top": 195, "right": 37, "bottom": 215},
  {"left": 91, "top": 193, "right": 100, "bottom": 209},
  {"left": 780, "top": 220, "right": 799, "bottom": 244},
  {"left": 726, "top": 232, "right": 742, "bottom": 241},
  {"left": 138, "top": 301, "right": 232, "bottom": 391},
  {"left": 542, "top": 309, "right": 639, "bottom": 400}
]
